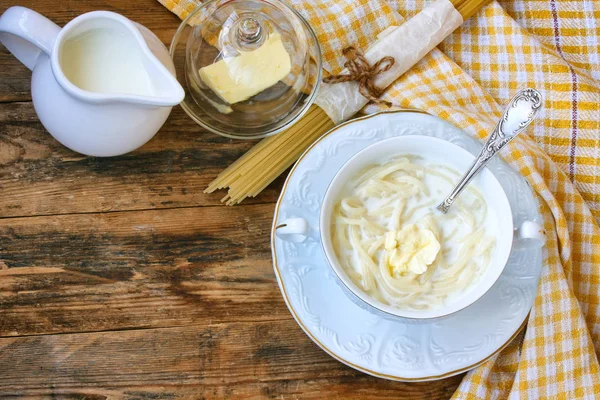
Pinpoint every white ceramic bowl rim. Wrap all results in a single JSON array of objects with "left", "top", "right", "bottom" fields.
[{"left": 319, "top": 135, "right": 514, "bottom": 320}]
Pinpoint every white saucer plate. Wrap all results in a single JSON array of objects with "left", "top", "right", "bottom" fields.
[{"left": 271, "top": 111, "right": 542, "bottom": 381}]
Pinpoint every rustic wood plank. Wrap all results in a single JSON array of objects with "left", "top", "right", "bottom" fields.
[
  {"left": 0, "top": 321, "right": 463, "bottom": 399},
  {"left": 0, "top": 203, "right": 295, "bottom": 336},
  {"left": 0, "top": 103, "right": 284, "bottom": 217},
  {"left": 0, "top": 0, "right": 183, "bottom": 102}
]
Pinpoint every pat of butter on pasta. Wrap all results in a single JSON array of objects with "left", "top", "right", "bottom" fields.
[
  {"left": 198, "top": 32, "right": 292, "bottom": 104},
  {"left": 385, "top": 224, "right": 440, "bottom": 275}
]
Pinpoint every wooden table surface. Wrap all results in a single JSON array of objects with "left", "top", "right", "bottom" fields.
[{"left": 0, "top": 1, "right": 463, "bottom": 398}]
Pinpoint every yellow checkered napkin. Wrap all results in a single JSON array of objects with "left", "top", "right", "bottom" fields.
[{"left": 160, "top": 0, "right": 600, "bottom": 397}]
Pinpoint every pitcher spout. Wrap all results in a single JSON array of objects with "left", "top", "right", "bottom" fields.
[
  {"left": 52, "top": 11, "right": 184, "bottom": 107},
  {"left": 138, "top": 45, "right": 186, "bottom": 107}
]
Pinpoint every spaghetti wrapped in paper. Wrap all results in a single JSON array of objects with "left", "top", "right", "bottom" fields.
[
  {"left": 206, "top": 0, "right": 490, "bottom": 204},
  {"left": 315, "top": 0, "right": 463, "bottom": 124}
]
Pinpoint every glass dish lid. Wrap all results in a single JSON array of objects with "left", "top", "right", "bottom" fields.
[{"left": 170, "top": 0, "right": 322, "bottom": 139}]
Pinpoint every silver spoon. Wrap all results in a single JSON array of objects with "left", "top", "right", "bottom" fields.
[{"left": 437, "top": 88, "right": 543, "bottom": 213}]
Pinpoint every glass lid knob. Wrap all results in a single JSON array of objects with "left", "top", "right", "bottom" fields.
[{"left": 237, "top": 17, "right": 262, "bottom": 44}]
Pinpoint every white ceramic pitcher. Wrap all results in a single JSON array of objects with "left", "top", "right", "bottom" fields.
[{"left": 0, "top": 6, "right": 185, "bottom": 156}]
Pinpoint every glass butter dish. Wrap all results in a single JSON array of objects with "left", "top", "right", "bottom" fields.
[{"left": 170, "top": 0, "right": 321, "bottom": 139}]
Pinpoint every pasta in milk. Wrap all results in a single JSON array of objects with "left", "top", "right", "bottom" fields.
[{"left": 332, "top": 156, "right": 495, "bottom": 310}]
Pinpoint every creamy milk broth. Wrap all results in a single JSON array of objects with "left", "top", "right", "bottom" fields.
[
  {"left": 60, "top": 27, "right": 155, "bottom": 96},
  {"left": 335, "top": 155, "right": 499, "bottom": 306},
  {"left": 362, "top": 162, "right": 497, "bottom": 263}
]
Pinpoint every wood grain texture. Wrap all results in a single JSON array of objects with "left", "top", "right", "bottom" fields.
[
  {"left": 0, "top": 0, "right": 462, "bottom": 397},
  {"left": 0, "top": 102, "right": 284, "bottom": 218},
  {"left": 0, "top": 321, "right": 463, "bottom": 399},
  {"left": 0, "top": 204, "right": 288, "bottom": 336}
]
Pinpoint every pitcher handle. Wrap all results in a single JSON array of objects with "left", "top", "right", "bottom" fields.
[{"left": 0, "top": 6, "right": 60, "bottom": 71}]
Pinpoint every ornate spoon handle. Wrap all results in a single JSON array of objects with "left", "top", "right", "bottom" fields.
[{"left": 437, "top": 88, "right": 543, "bottom": 213}]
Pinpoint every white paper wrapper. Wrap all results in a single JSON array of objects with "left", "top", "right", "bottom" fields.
[{"left": 314, "top": 0, "right": 463, "bottom": 124}]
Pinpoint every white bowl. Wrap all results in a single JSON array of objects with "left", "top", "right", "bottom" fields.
[
  {"left": 277, "top": 135, "right": 544, "bottom": 321},
  {"left": 321, "top": 135, "right": 513, "bottom": 320}
]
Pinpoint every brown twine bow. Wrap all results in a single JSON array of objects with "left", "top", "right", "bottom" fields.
[{"left": 323, "top": 46, "right": 395, "bottom": 107}]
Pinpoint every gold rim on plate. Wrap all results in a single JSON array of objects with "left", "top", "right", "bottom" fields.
[{"left": 270, "top": 110, "right": 530, "bottom": 381}]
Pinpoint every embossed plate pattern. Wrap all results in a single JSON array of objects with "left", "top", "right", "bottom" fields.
[{"left": 271, "top": 111, "right": 543, "bottom": 381}]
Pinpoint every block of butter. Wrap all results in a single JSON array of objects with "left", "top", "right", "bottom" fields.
[
  {"left": 384, "top": 224, "right": 440, "bottom": 275},
  {"left": 199, "top": 32, "right": 292, "bottom": 104}
]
